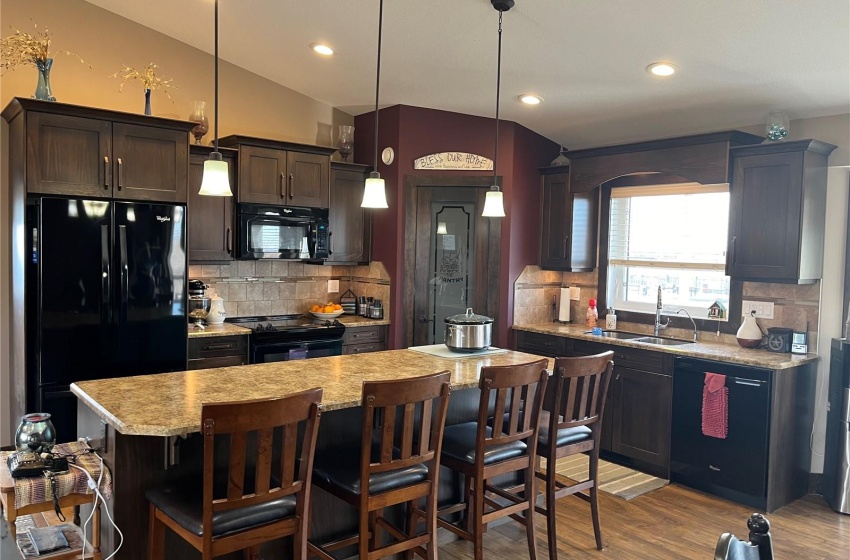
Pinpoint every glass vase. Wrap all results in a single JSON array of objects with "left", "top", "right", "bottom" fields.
[
  {"left": 338, "top": 125, "right": 354, "bottom": 162},
  {"left": 33, "top": 58, "right": 56, "bottom": 102},
  {"left": 144, "top": 89, "right": 152, "bottom": 116},
  {"left": 765, "top": 111, "right": 790, "bottom": 142},
  {"left": 188, "top": 101, "right": 209, "bottom": 144}
]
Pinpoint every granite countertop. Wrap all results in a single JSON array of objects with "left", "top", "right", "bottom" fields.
[
  {"left": 187, "top": 323, "right": 252, "bottom": 338},
  {"left": 513, "top": 323, "right": 819, "bottom": 370},
  {"left": 337, "top": 315, "right": 391, "bottom": 327},
  {"left": 71, "top": 349, "right": 550, "bottom": 437}
]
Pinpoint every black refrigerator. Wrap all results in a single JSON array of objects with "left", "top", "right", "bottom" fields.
[{"left": 26, "top": 197, "right": 188, "bottom": 439}]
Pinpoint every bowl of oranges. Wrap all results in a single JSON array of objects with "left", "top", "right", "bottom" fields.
[{"left": 309, "top": 302, "right": 344, "bottom": 320}]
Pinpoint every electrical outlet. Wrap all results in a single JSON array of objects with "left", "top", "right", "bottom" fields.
[
  {"left": 328, "top": 279, "right": 340, "bottom": 293},
  {"left": 569, "top": 287, "right": 581, "bottom": 301},
  {"left": 741, "top": 300, "right": 774, "bottom": 319}
]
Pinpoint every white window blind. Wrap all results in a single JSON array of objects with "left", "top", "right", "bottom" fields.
[{"left": 607, "top": 183, "right": 731, "bottom": 317}]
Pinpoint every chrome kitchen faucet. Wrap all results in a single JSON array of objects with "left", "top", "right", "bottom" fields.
[{"left": 654, "top": 286, "right": 669, "bottom": 336}]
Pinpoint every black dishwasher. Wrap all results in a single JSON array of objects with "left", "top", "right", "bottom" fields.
[{"left": 671, "top": 357, "right": 771, "bottom": 508}]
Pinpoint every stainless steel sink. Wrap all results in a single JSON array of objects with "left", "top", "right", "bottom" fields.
[
  {"left": 585, "top": 330, "right": 646, "bottom": 340},
  {"left": 634, "top": 336, "right": 694, "bottom": 346}
]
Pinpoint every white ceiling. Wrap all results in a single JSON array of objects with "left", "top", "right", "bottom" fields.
[{"left": 84, "top": 0, "right": 850, "bottom": 150}]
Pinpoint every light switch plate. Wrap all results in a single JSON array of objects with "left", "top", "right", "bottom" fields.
[
  {"left": 741, "top": 300, "right": 774, "bottom": 319},
  {"left": 328, "top": 279, "right": 340, "bottom": 293},
  {"left": 569, "top": 287, "right": 580, "bottom": 301}
]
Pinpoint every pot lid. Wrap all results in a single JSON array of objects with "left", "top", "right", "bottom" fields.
[{"left": 445, "top": 308, "right": 493, "bottom": 325}]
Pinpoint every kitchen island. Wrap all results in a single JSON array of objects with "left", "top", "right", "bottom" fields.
[{"left": 71, "top": 348, "right": 552, "bottom": 559}]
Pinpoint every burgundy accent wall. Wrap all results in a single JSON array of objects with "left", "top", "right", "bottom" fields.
[{"left": 354, "top": 105, "right": 559, "bottom": 348}]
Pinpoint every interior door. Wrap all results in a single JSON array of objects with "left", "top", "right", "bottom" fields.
[{"left": 412, "top": 187, "right": 490, "bottom": 346}]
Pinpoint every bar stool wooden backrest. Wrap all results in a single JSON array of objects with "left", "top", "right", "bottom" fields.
[
  {"left": 478, "top": 360, "right": 550, "bottom": 467},
  {"left": 536, "top": 352, "right": 613, "bottom": 560},
  {"left": 200, "top": 387, "right": 323, "bottom": 558}
]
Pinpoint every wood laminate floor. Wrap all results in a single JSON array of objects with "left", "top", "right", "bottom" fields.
[{"left": 438, "top": 484, "right": 850, "bottom": 560}]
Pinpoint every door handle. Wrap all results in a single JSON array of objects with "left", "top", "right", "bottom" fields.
[
  {"left": 101, "top": 225, "right": 110, "bottom": 320},
  {"left": 117, "top": 158, "right": 124, "bottom": 190},
  {"left": 328, "top": 231, "right": 333, "bottom": 256},
  {"left": 288, "top": 174, "right": 294, "bottom": 199},
  {"left": 119, "top": 225, "right": 129, "bottom": 321},
  {"left": 733, "top": 378, "right": 764, "bottom": 387},
  {"left": 280, "top": 173, "right": 286, "bottom": 199},
  {"left": 563, "top": 235, "right": 569, "bottom": 258},
  {"left": 226, "top": 227, "right": 232, "bottom": 253},
  {"left": 418, "top": 316, "right": 434, "bottom": 324},
  {"left": 103, "top": 156, "right": 110, "bottom": 189},
  {"left": 730, "top": 236, "right": 737, "bottom": 265}
]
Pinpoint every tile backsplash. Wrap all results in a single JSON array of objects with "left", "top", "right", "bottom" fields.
[
  {"left": 513, "top": 265, "right": 822, "bottom": 347},
  {"left": 188, "top": 261, "right": 391, "bottom": 319}
]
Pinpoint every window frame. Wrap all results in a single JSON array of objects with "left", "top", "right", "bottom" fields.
[{"left": 597, "top": 180, "right": 743, "bottom": 336}]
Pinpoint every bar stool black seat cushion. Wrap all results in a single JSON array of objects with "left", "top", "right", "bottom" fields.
[
  {"left": 146, "top": 473, "right": 296, "bottom": 537},
  {"left": 441, "top": 422, "right": 527, "bottom": 465},
  {"left": 494, "top": 411, "right": 592, "bottom": 449},
  {"left": 312, "top": 445, "right": 428, "bottom": 496}
]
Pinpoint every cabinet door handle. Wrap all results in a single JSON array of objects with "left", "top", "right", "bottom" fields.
[
  {"left": 280, "top": 173, "right": 286, "bottom": 199},
  {"left": 328, "top": 231, "right": 333, "bottom": 256},
  {"left": 563, "top": 235, "right": 570, "bottom": 258},
  {"left": 117, "top": 158, "right": 124, "bottom": 190},
  {"left": 204, "top": 343, "right": 235, "bottom": 351},
  {"left": 103, "top": 156, "right": 110, "bottom": 189},
  {"left": 288, "top": 174, "right": 294, "bottom": 198},
  {"left": 731, "top": 236, "right": 737, "bottom": 265},
  {"left": 226, "top": 227, "right": 232, "bottom": 253}
]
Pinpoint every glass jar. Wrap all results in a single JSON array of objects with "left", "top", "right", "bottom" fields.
[
  {"left": 765, "top": 111, "right": 790, "bottom": 142},
  {"left": 14, "top": 413, "right": 57, "bottom": 452}
]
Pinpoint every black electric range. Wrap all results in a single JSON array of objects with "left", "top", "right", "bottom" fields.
[{"left": 227, "top": 315, "right": 346, "bottom": 363}]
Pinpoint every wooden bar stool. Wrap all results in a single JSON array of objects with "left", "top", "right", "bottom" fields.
[
  {"left": 1, "top": 448, "right": 103, "bottom": 560},
  {"left": 435, "top": 359, "right": 549, "bottom": 560},
  {"left": 535, "top": 352, "right": 613, "bottom": 559},
  {"left": 146, "top": 387, "right": 323, "bottom": 560},
  {"left": 308, "top": 371, "right": 451, "bottom": 560}
]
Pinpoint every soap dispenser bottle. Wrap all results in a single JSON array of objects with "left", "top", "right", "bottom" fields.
[{"left": 605, "top": 308, "right": 617, "bottom": 330}]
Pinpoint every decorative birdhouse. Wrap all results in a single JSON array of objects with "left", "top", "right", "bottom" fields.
[{"left": 707, "top": 300, "right": 727, "bottom": 319}]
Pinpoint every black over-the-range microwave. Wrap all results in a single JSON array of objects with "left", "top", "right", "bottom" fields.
[{"left": 237, "top": 203, "right": 329, "bottom": 260}]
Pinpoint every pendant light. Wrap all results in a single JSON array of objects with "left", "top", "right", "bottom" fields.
[
  {"left": 361, "top": 0, "right": 389, "bottom": 208},
  {"left": 481, "top": 0, "right": 512, "bottom": 218},
  {"left": 199, "top": 0, "right": 233, "bottom": 197}
]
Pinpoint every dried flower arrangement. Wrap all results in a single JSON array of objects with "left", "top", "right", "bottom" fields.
[
  {"left": 0, "top": 20, "right": 88, "bottom": 73},
  {"left": 110, "top": 63, "right": 176, "bottom": 98}
]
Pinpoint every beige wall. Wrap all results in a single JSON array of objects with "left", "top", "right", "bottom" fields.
[{"left": 0, "top": 0, "right": 354, "bottom": 445}]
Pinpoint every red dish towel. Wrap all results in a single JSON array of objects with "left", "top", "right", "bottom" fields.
[{"left": 702, "top": 372, "right": 728, "bottom": 439}]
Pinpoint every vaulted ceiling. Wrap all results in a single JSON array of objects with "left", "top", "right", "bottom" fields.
[{"left": 85, "top": 0, "right": 850, "bottom": 149}]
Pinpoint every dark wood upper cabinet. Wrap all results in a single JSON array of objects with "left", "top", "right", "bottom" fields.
[
  {"left": 25, "top": 112, "right": 113, "bottom": 197},
  {"left": 3, "top": 98, "right": 194, "bottom": 203},
  {"left": 112, "top": 123, "right": 188, "bottom": 202},
  {"left": 327, "top": 162, "right": 371, "bottom": 264},
  {"left": 187, "top": 146, "right": 237, "bottom": 263},
  {"left": 726, "top": 139, "right": 836, "bottom": 283},
  {"left": 539, "top": 167, "right": 598, "bottom": 271},
  {"left": 219, "top": 135, "right": 335, "bottom": 207}
]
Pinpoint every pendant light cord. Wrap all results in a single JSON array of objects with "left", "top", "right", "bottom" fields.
[
  {"left": 373, "top": 0, "right": 384, "bottom": 172},
  {"left": 493, "top": 10, "right": 503, "bottom": 187},
  {"left": 214, "top": 0, "right": 220, "bottom": 152}
]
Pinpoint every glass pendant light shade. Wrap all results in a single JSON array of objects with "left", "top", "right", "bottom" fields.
[
  {"left": 361, "top": 173, "right": 388, "bottom": 208},
  {"left": 436, "top": 221, "right": 448, "bottom": 235},
  {"left": 482, "top": 187, "right": 505, "bottom": 217},
  {"left": 198, "top": 152, "right": 232, "bottom": 196}
]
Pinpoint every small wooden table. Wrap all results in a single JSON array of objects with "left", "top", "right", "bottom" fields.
[{"left": 0, "top": 454, "right": 101, "bottom": 560}]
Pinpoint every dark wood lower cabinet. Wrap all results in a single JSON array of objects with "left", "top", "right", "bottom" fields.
[
  {"left": 187, "top": 335, "right": 248, "bottom": 370},
  {"left": 342, "top": 324, "right": 387, "bottom": 354}
]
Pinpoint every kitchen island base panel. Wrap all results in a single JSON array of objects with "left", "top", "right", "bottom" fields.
[{"left": 77, "top": 383, "right": 507, "bottom": 560}]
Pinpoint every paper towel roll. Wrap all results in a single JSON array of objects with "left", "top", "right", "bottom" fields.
[{"left": 558, "top": 288, "right": 571, "bottom": 323}]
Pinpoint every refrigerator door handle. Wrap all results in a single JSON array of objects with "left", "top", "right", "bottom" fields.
[
  {"left": 119, "top": 225, "right": 129, "bottom": 322},
  {"left": 101, "top": 224, "right": 110, "bottom": 319}
]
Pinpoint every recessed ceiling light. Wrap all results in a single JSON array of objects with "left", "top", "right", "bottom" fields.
[
  {"left": 518, "top": 94, "right": 543, "bottom": 105},
  {"left": 647, "top": 62, "right": 678, "bottom": 76},
  {"left": 311, "top": 43, "right": 334, "bottom": 56}
]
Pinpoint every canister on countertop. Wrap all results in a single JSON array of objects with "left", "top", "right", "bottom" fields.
[
  {"left": 370, "top": 299, "right": 384, "bottom": 319},
  {"left": 605, "top": 308, "right": 617, "bottom": 330}
]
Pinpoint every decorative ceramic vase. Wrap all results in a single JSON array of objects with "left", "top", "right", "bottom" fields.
[
  {"left": 14, "top": 412, "right": 57, "bottom": 452},
  {"left": 144, "top": 89, "right": 152, "bottom": 116},
  {"left": 736, "top": 311, "right": 763, "bottom": 348},
  {"left": 33, "top": 58, "right": 56, "bottom": 101},
  {"left": 206, "top": 294, "right": 226, "bottom": 324}
]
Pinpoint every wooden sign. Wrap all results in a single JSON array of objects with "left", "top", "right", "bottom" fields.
[{"left": 413, "top": 152, "right": 493, "bottom": 170}]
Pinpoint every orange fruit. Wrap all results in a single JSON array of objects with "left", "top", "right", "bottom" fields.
[
  {"left": 311, "top": 304, "right": 320, "bottom": 312},
  {"left": 323, "top": 305, "right": 335, "bottom": 313},
  {"left": 333, "top": 304, "right": 342, "bottom": 310}
]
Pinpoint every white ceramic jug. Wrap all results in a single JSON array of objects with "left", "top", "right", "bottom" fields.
[
  {"left": 736, "top": 311, "right": 762, "bottom": 348},
  {"left": 206, "top": 290, "right": 226, "bottom": 325}
]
